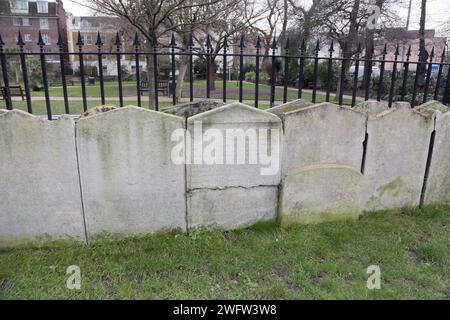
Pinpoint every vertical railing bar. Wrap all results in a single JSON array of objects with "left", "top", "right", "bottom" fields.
[
  {"left": 206, "top": 35, "right": 211, "bottom": 99},
  {"left": 76, "top": 31, "right": 87, "bottom": 112},
  {"left": 152, "top": 34, "right": 159, "bottom": 111},
  {"left": 17, "top": 31, "right": 32, "bottom": 113},
  {"left": 38, "top": 31, "right": 51, "bottom": 120},
  {"left": 189, "top": 33, "right": 194, "bottom": 102},
  {"left": 96, "top": 32, "right": 105, "bottom": 105},
  {"left": 312, "top": 40, "right": 319, "bottom": 103},
  {"left": 298, "top": 39, "right": 305, "bottom": 99},
  {"left": 254, "top": 36, "right": 261, "bottom": 108},
  {"left": 222, "top": 36, "right": 227, "bottom": 103},
  {"left": 388, "top": 45, "right": 399, "bottom": 108},
  {"left": 401, "top": 45, "right": 411, "bottom": 101},
  {"left": 326, "top": 41, "right": 334, "bottom": 102},
  {"left": 115, "top": 33, "right": 123, "bottom": 108},
  {"left": 170, "top": 33, "right": 176, "bottom": 105},
  {"left": 270, "top": 36, "right": 276, "bottom": 107},
  {"left": 351, "top": 43, "right": 361, "bottom": 107},
  {"left": 376, "top": 43, "right": 387, "bottom": 102},
  {"left": 422, "top": 47, "right": 434, "bottom": 104},
  {"left": 57, "top": 32, "right": 69, "bottom": 114},
  {"left": 133, "top": 32, "right": 141, "bottom": 107},
  {"left": 282, "top": 37, "right": 290, "bottom": 104},
  {"left": 433, "top": 49, "right": 445, "bottom": 101},
  {"left": 0, "top": 34, "right": 12, "bottom": 110},
  {"left": 239, "top": 35, "right": 244, "bottom": 103}
]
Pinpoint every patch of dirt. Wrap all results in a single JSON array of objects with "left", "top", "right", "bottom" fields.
[
  {"left": 0, "top": 279, "right": 12, "bottom": 298},
  {"left": 408, "top": 247, "right": 421, "bottom": 265},
  {"left": 310, "top": 271, "right": 327, "bottom": 285}
]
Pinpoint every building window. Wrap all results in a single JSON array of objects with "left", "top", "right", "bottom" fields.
[
  {"left": 22, "top": 17, "right": 30, "bottom": 26},
  {"left": 10, "top": 0, "right": 28, "bottom": 11},
  {"left": 37, "top": 1, "right": 48, "bottom": 14},
  {"left": 40, "top": 18, "right": 49, "bottom": 29},
  {"left": 13, "top": 18, "right": 21, "bottom": 26},
  {"left": 24, "top": 34, "right": 32, "bottom": 42},
  {"left": 41, "top": 34, "right": 51, "bottom": 45}
]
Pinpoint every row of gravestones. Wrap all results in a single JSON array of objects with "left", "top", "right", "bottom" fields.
[{"left": 0, "top": 99, "right": 448, "bottom": 246}]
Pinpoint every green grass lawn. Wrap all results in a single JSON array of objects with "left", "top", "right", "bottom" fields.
[{"left": 1, "top": 204, "right": 449, "bottom": 299}]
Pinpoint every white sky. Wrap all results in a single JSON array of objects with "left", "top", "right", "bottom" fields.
[{"left": 62, "top": 0, "right": 450, "bottom": 36}]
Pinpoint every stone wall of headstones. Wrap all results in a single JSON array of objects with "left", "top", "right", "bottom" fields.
[{"left": 0, "top": 99, "right": 448, "bottom": 246}]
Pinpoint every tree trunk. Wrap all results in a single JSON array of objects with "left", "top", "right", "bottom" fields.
[
  {"left": 417, "top": 0, "right": 428, "bottom": 87},
  {"left": 146, "top": 41, "right": 156, "bottom": 110},
  {"left": 176, "top": 53, "right": 189, "bottom": 103}
]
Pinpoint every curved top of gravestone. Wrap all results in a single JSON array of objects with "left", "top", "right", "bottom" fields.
[
  {"left": 414, "top": 100, "right": 449, "bottom": 118},
  {"left": 77, "top": 105, "right": 184, "bottom": 124},
  {"left": 80, "top": 105, "right": 117, "bottom": 118},
  {"left": 284, "top": 102, "right": 365, "bottom": 118},
  {"left": 354, "top": 100, "right": 412, "bottom": 116},
  {"left": 187, "top": 102, "right": 281, "bottom": 124},
  {"left": 267, "top": 99, "right": 311, "bottom": 117},
  {"left": 162, "top": 99, "right": 225, "bottom": 118},
  {"left": 0, "top": 109, "right": 74, "bottom": 124}
]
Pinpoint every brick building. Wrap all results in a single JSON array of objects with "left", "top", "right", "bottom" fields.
[{"left": 0, "top": 0, "right": 68, "bottom": 63}]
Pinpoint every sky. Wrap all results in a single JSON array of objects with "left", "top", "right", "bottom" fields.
[{"left": 62, "top": 0, "right": 450, "bottom": 36}]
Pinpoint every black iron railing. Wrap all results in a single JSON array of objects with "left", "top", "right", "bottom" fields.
[{"left": 0, "top": 31, "right": 449, "bottom": 120}]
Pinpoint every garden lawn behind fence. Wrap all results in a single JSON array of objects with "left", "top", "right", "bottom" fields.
[{"left": 1, "top": 204, "right": 449, "bottom": 299}]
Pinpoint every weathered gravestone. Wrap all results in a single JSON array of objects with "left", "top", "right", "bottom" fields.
[
  {"left": 414, "top": 100, "right": 450, "bottom": 205},
  {"left": 186, "top": 102, "right": 282, "bottom": 229},
  {"left": 76, "top": 106, "right": 186, "bottom": 239},
  {"left": 354, "top": 101, "right": 435, "bottom": 211},
  {"left": 277, "top": 103, "right": 366, "bottom": 225},
  {"left": 0, "top": 110, "right": 85, "bottom": 246}
]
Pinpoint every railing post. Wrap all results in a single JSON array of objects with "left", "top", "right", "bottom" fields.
[
  {"left": 270, "top": 36, "right": 277, "bottom": 108},
  {"left": 206, "top": 35, "right": 211, "bottom": 99},
  {"left": 115, "top": 32, "right": 123, "bottom": 108},
  {"left": 442, "top": 65, "right": 450, "bottom": 106},
  {"left": 57, "top": 32, "right": 69, "bottom": 114},
  {"left": 401, "top": 45, "right": 411, "bottom": 101},
  {"left": 133, "top": 32, "right": 141, "bottom": 107},
  {"left": 282, "top": 37, "right": 290, "bottom": 104},
  {"left": 17, "top": 31, "right": 32, "bottom": 113},
  {"left": 388, "top": 44, "right": 399, "bottom": 108},
  {"left": 96, "top": 32, "right": 105, "bottom": 105},
  {"left": 0, "top": 34, "right": 12, "bottom": 110},
  {"left": 189, "top": 33, "right": 194, "bottom": 102},
  {"left": 312, "top": 40, "right": 319, "bottom": 103},
  {"left": 38, "top": 31, "right": 52, "bottom": 119},
  {"left": 239, "top": 35, "right": 244, "bottom": 103},
  {"left": 77, "top": 31, "right": 87, "bottom": 112},
  {"left": 433, "top": 48, "right": 445, "bottom": 101},
  {"left": 254, "top": 36, "right": 261, "bottom": 108},
  {"left": 326, "top": 41, "right": 334, "bottom": 102},
  {"left": 297, "top": 39, "right": 305, "bottom": 99},
  {"left": 170, "top": 33, "right": 177, "bottom": 105},
  {"left": 222, "top": 36, "right": 228, "bottom": 103},
  {"left": 152, "top": 33, "right": 159, "bottom": 111}
]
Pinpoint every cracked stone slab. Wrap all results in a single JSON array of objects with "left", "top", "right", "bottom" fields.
[
  {"left": 267, "top": 99, "right": 312, "bottom": 119},
  {"left": 357, "top": 102, "right": 435, "bottom": 211},
  {"left": 188, "top": 185, "right": 278, "bottom": 230},
  {"left": 0, "top": 109, "right": 85, "bottom": 246},
  {"left": 162, "top": 99, "right": 225, "bottom": 118}
]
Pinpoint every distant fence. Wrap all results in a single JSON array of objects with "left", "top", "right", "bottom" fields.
[{"left": 0, "top": 31, "right": 449, "bottom": 120}]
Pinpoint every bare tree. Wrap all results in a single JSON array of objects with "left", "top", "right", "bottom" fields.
[{"left": 74, "top": 0, "right": 216, "bottom": 109}]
